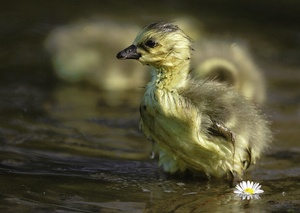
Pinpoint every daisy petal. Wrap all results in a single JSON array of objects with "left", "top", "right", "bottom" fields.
[
  {"left": 256, "top": 189, "right": 264, "bottom": 194},
  {"left": 253, "top": 182, "right": 259, "bottom": 190},
  {"left": 242, "top": 181, "right": 247, "bottom": 189},
  {"left": 249, "top": 181, "right": 254, "bottom": 188},
  {"left": 236, "top": 185, "right": 243, "bottom": 192}
]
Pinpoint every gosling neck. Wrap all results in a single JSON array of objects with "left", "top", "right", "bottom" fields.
[{"left": 152, "top": 58, "right": 190, "bottom": 91}]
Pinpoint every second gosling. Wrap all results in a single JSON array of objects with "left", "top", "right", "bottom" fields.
[
  {"left": 117, "top": 22, "right": 271, "bottom": 181},
  {"left": 192, "top": 40, "right": 266, "bottom": 104}
]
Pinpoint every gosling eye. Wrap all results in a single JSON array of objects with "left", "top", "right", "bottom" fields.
[{"left": 144, "top": 39, "right": 157, "bottom": 48}]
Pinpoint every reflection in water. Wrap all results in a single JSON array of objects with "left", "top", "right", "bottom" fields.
[{"left": 0, "top": 1, "right": 300, "bottom": 212}]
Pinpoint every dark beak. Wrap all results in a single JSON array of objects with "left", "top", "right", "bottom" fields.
[{"left": 116, "top": 44, "right": 141, "bottom": 60}]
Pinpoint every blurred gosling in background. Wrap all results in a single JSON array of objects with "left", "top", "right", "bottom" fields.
[
  {"left": 192, "top": 41, "right": 266, "bottom": 104},
  {"left": 45, "top": 19, "right": 148, "bottom": 91},
  {"left": 117, "top": 22, "right": 272, "bottom": 182}
]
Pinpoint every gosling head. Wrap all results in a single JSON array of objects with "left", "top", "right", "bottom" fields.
[{"left": 116, "top": 22, "right": 193, "bottom": 69}]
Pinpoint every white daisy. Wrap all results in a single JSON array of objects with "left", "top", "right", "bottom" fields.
[{"left": 234, "top": 180, "right": 264, "bottom": 200}]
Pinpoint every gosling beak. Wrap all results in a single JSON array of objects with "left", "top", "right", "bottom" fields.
[{"left": 116, "top": 44, "right": 141, "bottom": 60}]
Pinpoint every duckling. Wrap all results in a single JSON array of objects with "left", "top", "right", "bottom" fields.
[
  {"left": 192, "top": 40, "right": 266, "bottom": 104},
  {"left": 116, "top": 22, "right": 271, "bottom": 182}
]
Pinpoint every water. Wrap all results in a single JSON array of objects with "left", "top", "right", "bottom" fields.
[{"left": 0, "top": 1, "right": 299, "bottom": 212}]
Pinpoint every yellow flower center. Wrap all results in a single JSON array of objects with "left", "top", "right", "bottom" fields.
[{"left": 244, "top": 188, "right": 255, "bottom": 194}]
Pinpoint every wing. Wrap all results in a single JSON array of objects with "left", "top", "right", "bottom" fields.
[{"left": 208, "top": 118, "right": 235, "bottom": 146}]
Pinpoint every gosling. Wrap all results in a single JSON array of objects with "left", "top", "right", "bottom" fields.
[
  {"left": 116, "top": 22, "right": 271, "bottom": 182},
  {"left": 192, "top": 40, "right": 266, "bottom": 104}
]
